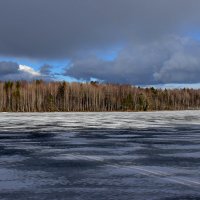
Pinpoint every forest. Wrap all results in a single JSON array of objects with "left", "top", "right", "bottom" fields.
[{"left": 0, "top": 80, "right": 200, "bottom": 112}]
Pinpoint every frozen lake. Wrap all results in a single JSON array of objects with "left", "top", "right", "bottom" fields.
[{"left": 0, "top": 111, "right": 200, "bottom": 200}]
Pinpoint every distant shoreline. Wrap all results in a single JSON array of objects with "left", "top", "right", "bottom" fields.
[{"left": 0, "top": 81, "right": 200, "bottom": 112}]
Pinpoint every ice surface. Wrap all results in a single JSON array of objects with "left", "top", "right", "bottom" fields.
[
  {"left": 0, "top": 111, "right": 200, "bottom": 200},
  {"left": 0, "top": 110, "right": 200, "bottom": 132}
]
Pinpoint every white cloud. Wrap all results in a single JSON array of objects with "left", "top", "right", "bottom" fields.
[{"left": 19, "top": 65, "right": 41, "bottom": 76}]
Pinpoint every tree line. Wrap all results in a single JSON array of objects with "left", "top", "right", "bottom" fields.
[{"left": 0, "top": 80, "right": 199, "bottom": 112}]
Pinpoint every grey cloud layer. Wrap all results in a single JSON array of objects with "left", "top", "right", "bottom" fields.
[
  {"left": 1, "top": 0, "right": 200, "bottom": 84},
  {"left": 0, "top": 62, "right": 19, "bottom": 76},
  {"left": 0, "top": 0, "right": 200, "bottom": 58},
  {"left": 40, "top": 65, "right": 53, "bottom": 76},
  {"left": 66, "top": 36, "right": 200, "bottom": 84}
]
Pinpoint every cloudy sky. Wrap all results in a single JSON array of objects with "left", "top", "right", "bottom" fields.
[{"left": 1, "top": 0, "right": 200, "bottom": 88}]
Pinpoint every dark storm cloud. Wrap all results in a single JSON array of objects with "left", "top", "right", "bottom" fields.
[
  {"left": 65, "top": 36, "right": 200, "bottom": 84},
  {"left": 0, "top": 62, "right": 19, "bottom": 75},
  {"left": 0, "top": 0, "right": 200, "bottom": 59},
  {"left": 40, "top": 65, "right": 53, "bottom": 75},
  {"left": 1, "top": 0, "right": 200, "bottom": 84}
]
